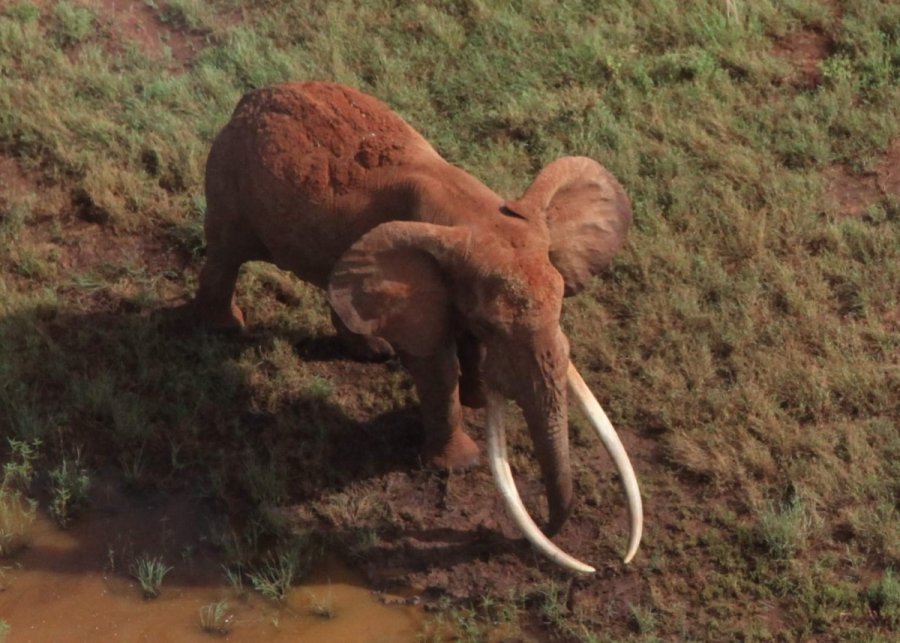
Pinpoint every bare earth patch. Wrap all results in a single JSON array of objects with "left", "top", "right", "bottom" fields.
[
  {"left": 824, "top": 139, "right": 900, "bottom": 217},
  {"left": 0, "top": 154, "right": 35, "bottom": 198},
  {"left": 772, "top": 27, "right": 833, "bottom": 88},
  {"left": 59, "top": 0, "right": 209, "bottom": 67},
  {"left": 101, "top": 0, "right": 207, "bottom": 65},
  {"left": 1, "top": 153, "right": 190, "bottom": 304}
]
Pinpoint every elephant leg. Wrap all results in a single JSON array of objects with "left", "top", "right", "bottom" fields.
[
  {"left": 330, "top": 307, "right": 395, "bottom": 361},
  {"left": 401, "top": 343, "right": 480, "bottom": 470},
  {"left": 193, "top": 247, "right": 246, "bottom": 332},
  {"left": 457, "top": 331, "right": 487, "bottom": 409}
]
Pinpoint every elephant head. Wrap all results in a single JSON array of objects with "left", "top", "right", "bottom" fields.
[{"left": 327, "top": 156, "right": 640, "bottom": 573}]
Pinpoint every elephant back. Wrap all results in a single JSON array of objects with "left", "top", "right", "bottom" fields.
[{"left": 224, "top": 81, "right": 437, "bottom": 204}]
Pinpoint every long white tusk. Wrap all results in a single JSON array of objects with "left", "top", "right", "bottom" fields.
[
  {"left": 485, "top": 394, "right": 596, "bottom": 574},
  {"left": 567, "top": 362, "right": 643, "bottom": 563}
]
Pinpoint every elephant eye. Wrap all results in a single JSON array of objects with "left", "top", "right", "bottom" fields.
[{"left": 499, "top": 205, "right": 527, "bottom": 220}]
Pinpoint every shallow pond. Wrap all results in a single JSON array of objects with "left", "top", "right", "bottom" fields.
[{"left": 0, "top": 483, "right": 422, "bottom": 642}]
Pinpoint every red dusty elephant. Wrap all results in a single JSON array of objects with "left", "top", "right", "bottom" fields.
[{"left": 191, "top": 81, "right": 641, "bottom": 573}]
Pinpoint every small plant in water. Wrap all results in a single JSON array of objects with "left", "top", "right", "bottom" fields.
[
  {"left": 130, "top": 554, "right": 173, "bottom": 598},
  {"left": 0, "top": 440, "right": 39, "bottom": 556},
  {"left": 48, "top": 450, "right": 91, "bottom": 527},
  {"left": 308, "top": 586, "right": 336, "bottom": 619},
  {"left": 222, "top": 563, "right": 245, "bottom": 596},
  {"left": 247, "top": 550, "right": 299, "bottom": 602},
  {"left": 246, "top": 531, "right": 317, "bottom": 602},
  {"left": 0, "top": 618, "right": 10, "bottom": 642},
  {"left": 199, "top": 599, "right": 233, "bottom": 636}
]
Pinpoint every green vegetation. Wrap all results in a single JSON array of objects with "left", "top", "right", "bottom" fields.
[
  {"left": 245, "top": 535, "right": 318, "bottom": 602},
  {"left": 130, "top": 554, "right": 173, "bottom": 599},
  {"left": 0, "top": 0, "right": 897, "bottom": 639},
  {"left": 0, "top": 618, "right": 9, "bottom": 643},
  {"left": 0, "top": 440, "right": 39, "bottom": 556},
  {"left": 199, "top": 599, "right": 232, "bottom": 636},
  {"left": 308, "top": 587, "right": 337, "bottom": 619},
  {"left": 47, "top": 450, "right": 92, "bottom": 527}
]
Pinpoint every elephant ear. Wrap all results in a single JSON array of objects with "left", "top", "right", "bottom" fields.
[
  {"left": 327, "top": 221, "right": 471, "bottom": 357},
  {"left": 507, "top": 156, "right": 632, "bottom": 296}
]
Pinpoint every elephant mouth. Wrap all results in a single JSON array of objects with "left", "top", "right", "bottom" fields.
[{"left": 485, "top": 361, "right": 643, "bottom": 574}]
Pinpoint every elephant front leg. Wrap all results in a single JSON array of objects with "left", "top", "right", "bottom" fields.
[{"left": 401, "top": 344, "right": 480, "bottom": 470}]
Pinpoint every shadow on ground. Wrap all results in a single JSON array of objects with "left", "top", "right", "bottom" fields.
[{"left": 0, "top": 300, "right": 566, "bottom": 592}]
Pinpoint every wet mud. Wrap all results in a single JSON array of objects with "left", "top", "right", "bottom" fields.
[{"left": 0, "top": 482, "right": 421, "bottom": 642}]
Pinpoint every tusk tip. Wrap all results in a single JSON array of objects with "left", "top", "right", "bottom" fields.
[{"left": 623, "top": 543, "right": 640, "bottom": 564}]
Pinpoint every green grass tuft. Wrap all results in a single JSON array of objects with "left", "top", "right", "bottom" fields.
[
  {"left": 130, "top": 554, "right": 173, "bottom": 599},
  {"left": 0, "top": 440, "right": 39, "bottom": 557}
]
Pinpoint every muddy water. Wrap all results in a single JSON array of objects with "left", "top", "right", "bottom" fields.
[{"left": 0, "top": 485, "right": 421, "bottom": 642}]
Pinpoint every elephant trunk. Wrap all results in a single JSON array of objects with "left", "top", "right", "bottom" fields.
[
  {"left": 486, "top": 361, "right": 643, "bottom": 573},
  {"left": 486, "top": 393, "right": 594, "bottom": 574},
  {"left": 520, "top": 386, "right": 573, "bottom": 537}
]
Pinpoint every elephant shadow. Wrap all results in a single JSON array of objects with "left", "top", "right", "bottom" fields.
[
  {"left": 0, "top": 300, "right": 552, "bottom": 580},
  {"left": 0, "top": 301, "right": 421, "bottom": 505}
]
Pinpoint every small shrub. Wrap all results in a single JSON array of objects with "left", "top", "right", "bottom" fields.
[
  {"left": 247, "top": 550, "right": 300, "bottom": 602},
  {"left": 308, "top": 587, "right": 336, "bottom": 619},
  {"left": 51, "top": 2, "right": 94, "bottom": 46},
  {"left": 130, "top": 554, "right": 173, "bottom": 599},
  {"left": 629, "top": 603, "right": 658, "bottom": 635},
  {"left": 757, "top": 495, "right": 814, "bottom": 560},
  {"left": 305, "top": 375, "right": 334, "bottom": 400},
  {"left": 222, "top": 563, "right": 245, "bottom": 595},
  {"left": 199, "top": 600, "right": 233, "bottom": 635},
  {"left": 48, "top": 451, "right": 91, "bottom": 528},
  {"left": 821, "top": 54, "right": 854, "bottom": 85},
  {"left": 4, "top": 2, "right": 39, "bottom": 23},
  {"left": 246, "top": 534, "right": 317, "bottom": 602},
  {"left": 864, "top": 569, "right": 900, "bottom": 628},
  {"left": 0, "top": 440, "right": 39, "bottom": 556}
]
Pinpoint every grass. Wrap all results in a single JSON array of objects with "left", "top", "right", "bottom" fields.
[
  {"left": 130, "top": 554, "right": 173, "bottom": 599},
  {"left": 307, "top": 586, "right": 337, "bottom": 619},
  {"left": 47, "top": 449, "right": 92, "bottom": 527},
  {"left": 199, "top": 599, "right": 232, "bottom": 636},
  {"left": 0, "top": 0, "right": 898, "bottom": 639},
  {"left": 0, "top": 440, "right": 39, "bottom": 556},
  {"left": 244, "top": 534, "right": 318, "bottom": 602}
]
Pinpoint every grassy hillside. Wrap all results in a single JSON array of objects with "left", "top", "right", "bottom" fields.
[{"left": 1, "top": 1, "right": 898, "bottom": 640}]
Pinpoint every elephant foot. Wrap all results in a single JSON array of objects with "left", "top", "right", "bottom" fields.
[
  {"left": 423, "top": 430, "right": 480, "bottom": 470},
  {"left": 185, "top": 300, "right": 245, "bottom": 334}
]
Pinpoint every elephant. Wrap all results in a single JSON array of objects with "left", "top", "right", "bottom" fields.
[{"left": 190, "top": 81, "right": 641, "bottom": 573}]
